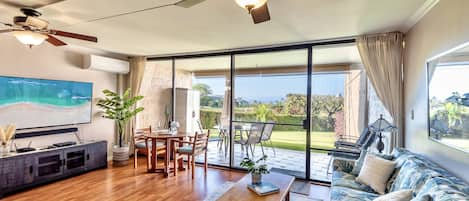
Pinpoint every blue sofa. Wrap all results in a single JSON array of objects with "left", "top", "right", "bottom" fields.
[{"left": 331, "top": 148, "right": 469, "bottom": 201}]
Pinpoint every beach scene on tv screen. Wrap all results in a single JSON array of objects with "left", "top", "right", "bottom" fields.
[
  {"left": 429, "top": 65, "right": 469, "bottom": 152},
  {"left": 0, "top": 76, "right": 92, "bottom": 129}
]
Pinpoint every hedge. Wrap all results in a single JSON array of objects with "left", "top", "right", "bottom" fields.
[{"left": 200, "top": 110, "right": 333, "bottom": 132}]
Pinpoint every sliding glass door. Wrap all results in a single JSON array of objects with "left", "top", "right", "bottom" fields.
[
  {"left": 309, "top": 44, "right": 367, "bottom": 182},
  {"left": 174, "top": 56, "right": 232, "bottom": 167},
  {"left": 232, "top": 49, "right": 309, "bottom": 178},
  {"left": 151, "top": 40, "right": 377, "bottom": 182}
]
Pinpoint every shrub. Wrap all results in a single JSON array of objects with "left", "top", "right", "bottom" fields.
[{"left": 200, "top": 110, "right": 334, "bottom": 132}]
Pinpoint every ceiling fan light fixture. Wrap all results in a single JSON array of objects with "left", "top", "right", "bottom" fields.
[
  {"left": 235, "top": 0, "right": 267, "bottom": 12},
  {"left": 12, "top": 30, "right": 48, "bottom": 46}
]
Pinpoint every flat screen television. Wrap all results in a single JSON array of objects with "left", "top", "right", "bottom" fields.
[{"left": 0, "top": 76, "right": 93, "bottom": 130}]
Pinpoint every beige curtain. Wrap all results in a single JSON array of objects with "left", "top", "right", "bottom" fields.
[
  {"left": 124, "top": 56, "right": 146, "bottom": 146},
  {"left": 357, "top": 32, "right": 404, "bottom": 148}
]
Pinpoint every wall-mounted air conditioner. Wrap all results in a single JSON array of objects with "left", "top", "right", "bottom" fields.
[{"left": 83, "top": 54, "right": 129, "bottom": 74}]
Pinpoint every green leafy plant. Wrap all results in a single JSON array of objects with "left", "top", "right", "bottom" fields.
[
  {"left": 240, "top": 155, "right": 270, "bottom": 175},
  {"left": 97, "top": 88, "right": 144, "bottom": 147},
  {"left": 255, "top": 104, "right": 275, "bottom": 122}
]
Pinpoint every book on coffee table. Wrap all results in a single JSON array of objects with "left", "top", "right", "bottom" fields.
[{"left": 247, "top": 182, "right": 280, "bottom": 196}]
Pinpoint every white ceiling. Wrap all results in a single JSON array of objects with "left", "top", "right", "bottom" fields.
[{"left": 0, "top": 0, "right": 434, "bottom": 56}]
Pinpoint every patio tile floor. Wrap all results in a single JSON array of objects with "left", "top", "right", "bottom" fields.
[{"left": 195, "top": 141, "right": 332, "bottom": 182}]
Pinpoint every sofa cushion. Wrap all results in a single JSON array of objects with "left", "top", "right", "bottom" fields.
[
  {"left": 390, "top": 158, "right": 441, "bottom": 193},
  {"left": 373, "top": 189, "right": 413, "bottom": 201},
  {"left": 332, "top": 170, "right": 376, "bottom": 193},
  {"left": 356, "top": 154, "right": 396, "bottom": 194},
  {"left": 352, "top": 151, "right": 394, "bottom": 176},
  {"left": 331, "top": 186, "right": 379, "bottom": 201},
  {"left": 332, "top": 148, "right": 469, "bottom": 201},
  {"left": 413, "top": 177, "right": 469, "bottom": 201}
]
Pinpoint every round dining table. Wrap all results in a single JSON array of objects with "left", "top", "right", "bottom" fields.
[{"left": 144, "top": 131, "right": 194, "bottom": 176}]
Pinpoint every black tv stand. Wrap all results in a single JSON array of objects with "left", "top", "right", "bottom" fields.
[{"left": 0, "top": 141, "right": 107, "bottom": 197}]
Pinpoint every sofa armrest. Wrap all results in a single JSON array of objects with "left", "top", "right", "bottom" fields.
[{"left": 333, "top": 158, "right": 356, "bottom": 174}]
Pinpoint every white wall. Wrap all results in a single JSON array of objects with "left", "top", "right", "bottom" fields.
[
  {"left": 0, "top": 36, "right": 123, "bottom": 160},
  {"left": 404, "top": 0, "right": 469, "bottom": 182}
]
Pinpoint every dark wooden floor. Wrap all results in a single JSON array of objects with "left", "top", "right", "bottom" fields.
[{"left": 2, "top": 156, "right": 245, "bottom": 201}]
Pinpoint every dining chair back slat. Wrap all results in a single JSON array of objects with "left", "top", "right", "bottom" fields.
[
  {"left": 192, "top": 132, "right": 210, "bottom": 153},
  {"left": 173, "top": 130, "right": 210, "bottom": 179},
  {"left": 133, "top": 126, "right": 153, "bottom": 169}
]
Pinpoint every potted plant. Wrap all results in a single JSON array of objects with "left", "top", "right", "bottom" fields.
[
  {"left": 97, "top": 88, "right": 144, "bottom": 166},
  {"left": 240, "top": 155, "right": 270, "bottom": 184},
  {"left": 0, "top": 124, "right": 16, "bottom": 155}
]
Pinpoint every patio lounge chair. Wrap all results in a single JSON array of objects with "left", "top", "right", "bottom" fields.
[
  {"left": 328, "top": 130, "right": 376, "bottom": 161},
  {"left": 334, "top": 127, "right": 372, "bottom": 150},
  {"left": 326, "top": 131, "right": 376, "bottom": 175}
]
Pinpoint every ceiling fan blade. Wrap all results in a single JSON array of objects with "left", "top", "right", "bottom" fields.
[
  {"left": 0, "top": 29, "right": 16, "bottom": 33},
  {"left": 0, "top": 0, "right": 65, "bottom": 9},
  {"left": 50, "top": 30, "right": 97, "bottom": 43},
  {"left": 46, "top": 34, "right": 67, "bottom": 46},
  {"left": 175, "top": 0, "right": 206, "bottom": 8},
  {"left": 251, "top": 3, "right": 271, "bottom": 24}
]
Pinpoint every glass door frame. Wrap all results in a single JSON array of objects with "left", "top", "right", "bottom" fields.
[
  {"left": 231, "top": 48, "right": 310, "bottom": 177},
  {"left": 149, "top": 38, "right": 356, "bottom": 183}
]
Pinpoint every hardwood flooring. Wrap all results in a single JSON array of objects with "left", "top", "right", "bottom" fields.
[{"left": 2, "top": 156, "right": 245, "bottom": 201}]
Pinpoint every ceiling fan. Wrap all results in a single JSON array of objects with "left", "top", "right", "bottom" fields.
[
  {"left": 233, "top": 0, "right": 270, "bottom": 24},
  {"left": 178, "top": 0, "right": 271, "bottom": 24},
  {"left": 0, "top": 7, "right": 98, "bottom": 48}
]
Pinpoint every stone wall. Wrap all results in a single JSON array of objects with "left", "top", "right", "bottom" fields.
[{"left": 137, "top": 61, "right": 193, "bottom": 129}]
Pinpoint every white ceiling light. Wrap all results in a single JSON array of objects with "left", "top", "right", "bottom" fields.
[
  {"left": 235, "top": 0, "right": 268, "bottom": 12},
  {"left": 11, "top": 30, "right": 48, "bottom": 47}
]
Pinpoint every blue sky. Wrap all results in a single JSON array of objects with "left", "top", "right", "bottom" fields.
[
  {"left": 430, "top": 65, "right": 469, "bottom": 100},
  {"left": 193, "top": 73, "right": 345, "bottom": 102}
]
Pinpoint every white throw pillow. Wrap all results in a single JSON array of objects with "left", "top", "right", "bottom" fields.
[
  {"left": 373, "top": 190, "right": 413, "bottom": 201},
  {"left": 356, "top": 154, "right": 396, "bottom": 194}
]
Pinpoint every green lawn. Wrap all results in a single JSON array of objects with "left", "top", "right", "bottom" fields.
[
  {"left": 267, "top": 131, "right": 335, "bottom": 152},
  {"left": 209, "top": 130, "right": 335, "bottom": 153}
]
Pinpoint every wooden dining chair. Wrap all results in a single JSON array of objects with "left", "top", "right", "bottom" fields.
[
  {"left": 133, "top": 126, "right": 166, "bottom": 169},
  {"left": 172, "top": 131, "right": 210, "bottom": 179}
]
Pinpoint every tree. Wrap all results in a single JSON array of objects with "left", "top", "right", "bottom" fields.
[
  {"left": 445, "top": 102, "right": 464, "bottom": 129},
  {"left": 255, "top": 104, "right": 275, "bottom": 122},
  {"left": 311, "top": 96, "right": 322, "bottom": 117},
  {"left": 284, "top": 94, "right": 306, "bottom": 115},
  {"left": 272, "top": 99, "right": 284, "bottom": 114},
  {"left": 193, "top": 83, "right": 224, "bottom": 108},
  {"left": 192, "top": 83, "right": 212, "bottom": 97},
  {"left": 319, "top": 95, "right": 344, "bottom": 130}
]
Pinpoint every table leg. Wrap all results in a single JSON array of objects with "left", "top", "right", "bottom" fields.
[
  {"left": 151, "top": 138, "right": 157, "bottom": 172},
  {"left": 164, "top": 138, "right": 171, "bottom": 177},
  {"left": 145, "top": 138, "right": 150, "bottom": 171},
  {"left": 178, "top": 137, "right": 184, "bottom": 170},
  {"left": 285, "top": 191, "right": 290, "bottom": 201}
]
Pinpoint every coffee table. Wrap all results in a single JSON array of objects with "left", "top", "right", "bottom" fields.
[{"left": 218, "top": 172, "right": 295, "bottom": 201}]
